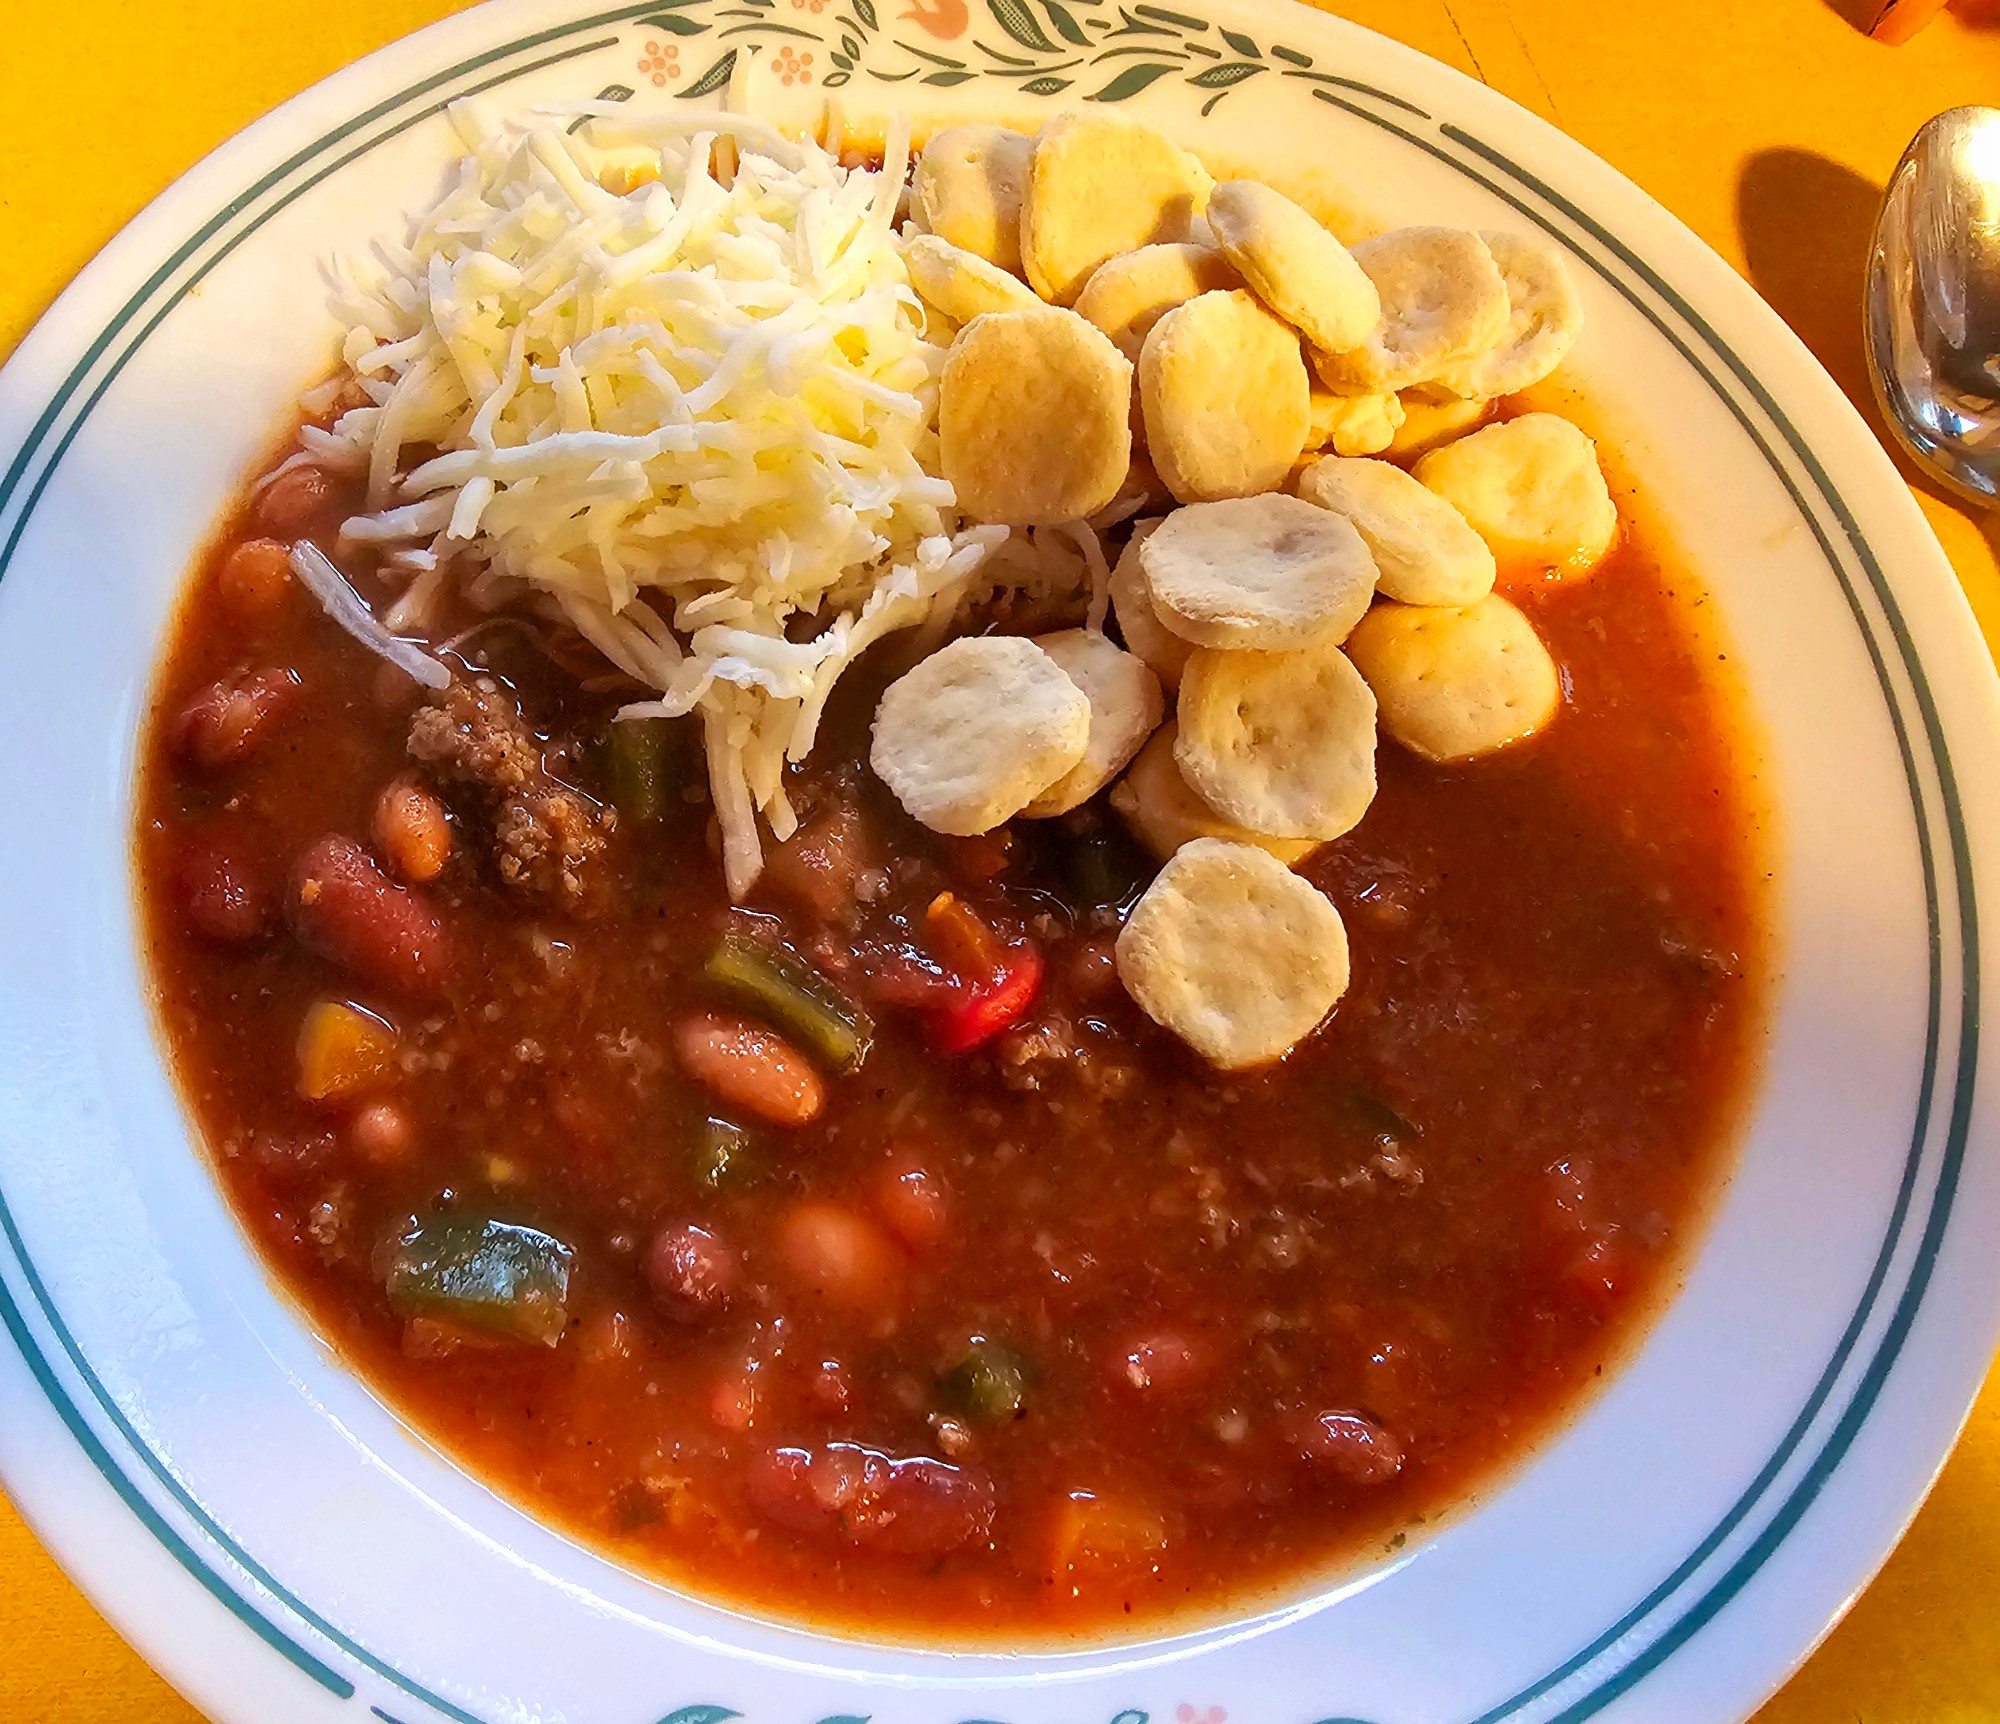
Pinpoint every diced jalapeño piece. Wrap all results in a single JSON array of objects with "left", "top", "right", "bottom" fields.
[
  {"left": 1066, "top": 830, "right": 1144, "bottom": 912},
  {"left": 604, "top": 716, "right": 679, "bottom": 824},
  {"left": 385, "top": 1216, "right": 573, "bottom": 1347},
  {"left": 703, "top": 933, "right": 874, "bottom": 1073},
  {"left": 940, "top": 1340, "right": 1034, "bottom": 1422},
  {"left": 691, "top": 1116, "right": 767, "bottom": 1191}
]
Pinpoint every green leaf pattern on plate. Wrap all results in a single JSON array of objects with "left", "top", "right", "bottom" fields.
[
  {"left": 629, "top": 1699, "right": 1390, "bottom": 1721},
  {"left": 625, "top": 0, "right": 1340, "bottom": 111},
  {"left": 630, "top": 1700, "right": 1386, "bottom": 1721},
  {"left": 677, "top": 45, "right": 737, "bottom": 96},
  {"left": 988, "top": 0, "right": 1062, "bottom": 52},
  {"left": 1086, "top": 60, "right": 1178, "bottom": 99}
]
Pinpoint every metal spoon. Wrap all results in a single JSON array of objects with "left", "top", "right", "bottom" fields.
[{"left": 1865, "top": 105, "right": 2000, "bottom": 508}]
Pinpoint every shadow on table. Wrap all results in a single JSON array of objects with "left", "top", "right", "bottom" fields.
[
  {"left": 1736, "top": 146, "right": 2000, "bottom": 574},
  {"left": 1736, "top": 148, "right": 1880, "bottom": 414},
  {"left": 1817, "top": 0, "right": 2000, "bottom": 31}
]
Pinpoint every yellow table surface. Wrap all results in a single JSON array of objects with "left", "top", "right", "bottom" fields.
[{"left": 4, "top": 0, "right": 2000, "bottom": 1717}]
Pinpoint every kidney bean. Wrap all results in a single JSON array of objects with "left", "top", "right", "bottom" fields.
[
  {"left": 673, "top": 1010, "right": 824, "bottom": 1127},
  {"left": 1293, "top": 1409, "right": 1404, "bottom": 1485},
  {"left": 746, "top": 1443, "right": 994, "bottom": 1555},
  {"left": 255, "top": 464, "right": 335, "bottom": 534},
  {"left": 176, "top": 837, "right": 270, "bottom": 943},
  {"left": 286, "top": 834, "right": 451, "bottom": 995},
  {"left": 171, "top": 668, "right": 300, "bottom": 771},
  {"left": 646, "top": 1221, "right": 739, "bottom": 1323}
]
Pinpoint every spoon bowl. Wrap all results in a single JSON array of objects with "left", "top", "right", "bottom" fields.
[{"left": 1866, "top": 104, "right": 2000, "bottom": 508}]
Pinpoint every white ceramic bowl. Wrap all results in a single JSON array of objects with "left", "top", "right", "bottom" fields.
[{"left": 4, "top": 4, "right": 2000, "bottom": 1721}]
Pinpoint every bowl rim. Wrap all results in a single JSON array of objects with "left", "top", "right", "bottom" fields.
[{"left": 1, "top": 2, "right": 1997, "bottom": 1720}]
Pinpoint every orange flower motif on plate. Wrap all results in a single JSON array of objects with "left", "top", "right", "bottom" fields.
[
  {"left": 773, "top": 45, "right": 814, "bottom": 84},
  {"left": 638, "top": 39, "right": 681, "bottom": 86},
  {"left": 900, "top": 0, "right": 969, "bottom": 36}
]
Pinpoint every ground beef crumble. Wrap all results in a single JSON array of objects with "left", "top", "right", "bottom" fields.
[{"left": 408, "top": 678, "right": 614, "bottom": 911}]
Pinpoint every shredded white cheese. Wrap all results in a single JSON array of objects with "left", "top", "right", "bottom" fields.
[{"left": 309, "top": 99, "right": 1016, "bottom": 897}]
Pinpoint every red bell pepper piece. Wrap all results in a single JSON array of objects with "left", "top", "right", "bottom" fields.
[
  {"left": 924, "top": 892, "right": 1043, "bottom": 1052},
  {"left": 931, "top": 943, "right": 1044, "bottom": 1053}
]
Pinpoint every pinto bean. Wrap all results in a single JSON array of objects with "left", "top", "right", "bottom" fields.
[
  {"left": 171, "top": 667, "right": 300, "bottom": 771},
  {"left": 1293, "top": 1409, "right": 1404, "bottom": 1485},
  {"left": 286, "top": 834, "right": 451, "bottom": 995},
  {"left": 673, "top": 1010, "right": 824, "bottom": 1127},
  {"left": 372, "top": 779, "right": 451, "bottom": 882},
  {"left": 746, "top": 1443, "right": 995, "bottom": 1555},
  {"left": 176, "top": 837, "right": 270, "bottom": 943},
  {"left": 873, "top": 1157, "right": 950, "bottom": 1252},
  {"left": 776, "top": 1201, "right": 905, "bottom": 1312},
  {"left": 349, "top": 1101, "right": 415, "bottom": 1165},
  {"left": 217, "top": 539, "right": 293, "bottom": 622},
  {"left": 255, "top": 464, "right": 335, "bottom": 534},
  {"left": 646, "top": 1221, "right": 739, "bottom": 1322}
]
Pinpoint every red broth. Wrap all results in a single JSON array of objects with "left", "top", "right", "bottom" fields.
[{"left": 135, "top": 425, "right": 1764, "bottom": 1640}]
